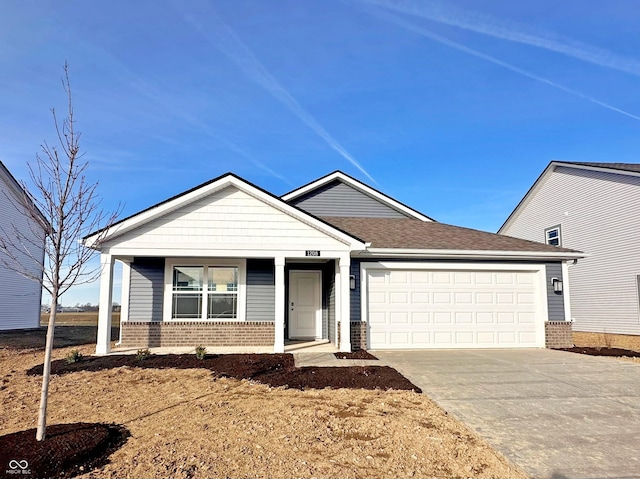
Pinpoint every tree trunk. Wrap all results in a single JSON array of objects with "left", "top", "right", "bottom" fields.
[{"left": 36, "top": 296, "right": 57, "bottom": 441}]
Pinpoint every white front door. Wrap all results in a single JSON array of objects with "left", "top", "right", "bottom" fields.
[{"left": 289, "top": 271, "right": 321, "bottom": 339}]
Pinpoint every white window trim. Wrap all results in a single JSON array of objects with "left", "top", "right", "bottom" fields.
[
  {"left": 163, "top": 258, "right": 247, "bottom": 322},
  {"left": 545, "top": 225, "right": 562, "bottom": 247}
]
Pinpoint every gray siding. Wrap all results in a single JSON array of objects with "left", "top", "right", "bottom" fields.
[
  {"left": 290, "top": 180, "right": 409, "bottom": 218},
  {"left": 501, "top": 165, "right": 640, "bottom": 335},
  {"left": 0, "top": 165, "right": 45, "bottom": 331},
  {"left": 246, "top": 259, "right": 275, "bottom": 322},
  {"left": 545, "top": 262, "right": 565, "bottom": 321},
  {"left": 129, "top": 258, "right": 165, "bottom": 322},
  {"left": 350, "top": 260, "right": 362, "bottom": 322}
]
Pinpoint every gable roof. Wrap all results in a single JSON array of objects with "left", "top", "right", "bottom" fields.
[
  {"left": 498, "top": 160, "right": 640, "bottom": 234},
  {"left": 83, "top": 172, "right": 367, "bottom": 249},
  {"left": 281, "top": 170, "right": 435, "bottom": 222},
  {"left": 324, "top": 216, "right": 583, "bottom": 260}
]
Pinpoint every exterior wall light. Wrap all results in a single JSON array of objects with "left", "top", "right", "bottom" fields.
[
  {"left": 551, "top": 277, "right": 563, "bottom": 294},
  {"left": 349, "top": 275, "right": 356, "bottom": 290}
]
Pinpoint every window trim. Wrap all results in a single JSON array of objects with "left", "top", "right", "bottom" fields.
[
  {"left": 163, "top": 258, "right": 247, "bottom": 322},
  {"left": 544, "top": 225, "right": 562, "bottom": 247}
]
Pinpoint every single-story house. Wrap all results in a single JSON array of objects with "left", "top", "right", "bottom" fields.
[
  {"left": 84, "top": 171, "right": 583, "bottom": 354},
  {"left": 499, "top": 161, "right": 640, "bottom": 341},
  {"left": 0, "top": 161, "right": 46, "bottom": 331}
]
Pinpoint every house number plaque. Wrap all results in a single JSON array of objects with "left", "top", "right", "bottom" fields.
[{"left": 305, "top": 250, "right": 321, "bottom": 257}]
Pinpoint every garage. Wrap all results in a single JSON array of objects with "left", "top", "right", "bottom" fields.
[{"left": 364, "top": 264, "right": 546, "bottom": 349}]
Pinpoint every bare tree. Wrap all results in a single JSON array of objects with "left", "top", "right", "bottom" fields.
[{"left": 0, "top": 63, "right": 119, "bottom": 441}]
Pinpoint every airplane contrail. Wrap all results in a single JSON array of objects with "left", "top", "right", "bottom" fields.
[
  {"left": 181, "top": 4, "right": 377, "bottom": 184},
  {"left": 362, "top": 0, "right": 640, "bottom": 78},
  {"left": 365, "top": 8, "right": 640, "bottom": 123}
]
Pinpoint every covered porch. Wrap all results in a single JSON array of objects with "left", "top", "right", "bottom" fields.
[{"left": 95, "top": 253, "right": 355, "bottom": 355}]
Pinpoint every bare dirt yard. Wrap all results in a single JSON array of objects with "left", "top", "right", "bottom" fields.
[{"left": 0, "top": 325, "right": 527, "bottom": 479}]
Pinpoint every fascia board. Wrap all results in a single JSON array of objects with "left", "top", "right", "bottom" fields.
[
  {"left": 358, "top": 248, "right": 587, "bottom": 261},
  {"left": 281, "top": 171, "right": 434, "bottom": 222}
]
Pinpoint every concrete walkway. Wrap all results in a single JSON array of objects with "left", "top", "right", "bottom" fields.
[{"left": 373, "top": 349, "right": 640, "bottom": 479}]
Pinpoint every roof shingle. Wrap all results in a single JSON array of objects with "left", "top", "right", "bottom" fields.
[{"left": 322, "top": 217, "right": 579, "bottom": 253}]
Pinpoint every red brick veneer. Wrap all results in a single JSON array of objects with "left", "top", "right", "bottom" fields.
[
  {"left": 120, "top": 321, "right": 275, "bottom": 348},
  {"left": 545, "top": 321, "right": 573, "bottom": 349}
]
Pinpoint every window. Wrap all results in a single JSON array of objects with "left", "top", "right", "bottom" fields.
[
  {"left": 545, "top": 225, "right": 562, "bottom": 247},
  {"left": 207, "top": 267, "right": 238, "bottom": 319},
  {"left": 169, "top": 262, "right": 242, "bottom": 320}
]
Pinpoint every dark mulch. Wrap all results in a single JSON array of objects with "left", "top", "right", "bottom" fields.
[
  {"left": 260, "top": 366, "right": 421, "bottom": 392},
  {"left": 559, "top": 346, "right": 640, "bottom": 358},
  {"left": 0, "top": 326, "right": 119, "bottom": 351},
  {"left": 0, "top": 423, "right": 129, "bottom": 479},
  {"left": 334, "top": 350, "right": 378, "bottom": 360},
  {"left": 27, "top": 353, "right": 420, "bottom": 392}
]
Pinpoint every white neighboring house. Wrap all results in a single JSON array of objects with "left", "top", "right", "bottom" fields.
[
  {"left": 0, "top": 161, "right": 46, "bottom": 331},
  {"left": 499, "top": 161, "right": 640, "bottom": 337}
]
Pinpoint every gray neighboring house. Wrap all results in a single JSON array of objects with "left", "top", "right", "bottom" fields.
[
  {"left": 499, "top": 161, "right": 640, "bottom": 338},
  {"left": 85, "top": 171, "right": 582, "bottom": 355},
  {"left": 0, "top": 161, "right": 46, "bottom": 331}
]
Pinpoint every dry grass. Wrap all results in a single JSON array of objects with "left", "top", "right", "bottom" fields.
[
  {"left": 573, "top": 331, "right": 640, "bottom": 352},
  {"left": 0, "top": 343, "right": 526, "bottom": 479}
]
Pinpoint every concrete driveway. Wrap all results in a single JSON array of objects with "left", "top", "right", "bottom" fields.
[{"left": 374, "top": 349, "right": 640, "bottom": 479}]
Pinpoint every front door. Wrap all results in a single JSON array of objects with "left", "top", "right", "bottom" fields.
[{"left": 289, "top": 271, "right": 321, "bottom": 339}]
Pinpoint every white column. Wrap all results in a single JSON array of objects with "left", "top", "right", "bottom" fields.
[
  {"left": 562, "top": 261, "right": 573, "bottom": 323},
  {"left": 117, "top": 260, "right": 131, "bottom": 345},
  {"left": 274, "top": 257, "right": 286, "bottom": 353},
  {"left": 339, "top": 256, "right": 352, "bottom": 352},
  {"left": 96, "top": 253, "right": 115, "bottom": 355}
]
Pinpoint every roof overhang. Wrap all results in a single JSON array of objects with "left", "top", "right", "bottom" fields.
[
  {"left": 357, "top": 247, "right": 587, "bottom": 261},
  {"left": 84, "top": 173, "right": 367, "bottom": 251},
  {"left": 281, "top": 170, "right": 434, "bottom": 222}
]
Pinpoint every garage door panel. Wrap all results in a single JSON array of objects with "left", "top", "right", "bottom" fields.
[
  {"left": 433, "top": 292, "right": 451, "bottom": 304},
  {"left": 367, "top": 268, "right": 543, "bottom": 349},
  {"left": 412, "top": 312, "right": 430, "bottom": 323}
]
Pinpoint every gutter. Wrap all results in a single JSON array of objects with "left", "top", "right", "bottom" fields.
[{"left": 356, "top": 248, "right": 587, "bottom": 262}]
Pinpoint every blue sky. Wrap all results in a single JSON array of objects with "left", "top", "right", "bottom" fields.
[{"left": 2, "top": 0, "right": 640, "bottom": 306}]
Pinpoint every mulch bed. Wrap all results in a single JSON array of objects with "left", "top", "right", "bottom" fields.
[
  {"left": 0, "top": 423, "right": 129, "bottom": 479},
  {"left": 334, "top": 350, "right": 378, "bottom": 360},
  {"left": 560, "top": 347, "right": 640, "bottom": 358},
  {"left": 27, "top": 353, "right": 421, "bottom": 392}
]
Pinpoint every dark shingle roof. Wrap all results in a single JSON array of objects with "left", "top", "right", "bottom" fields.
[
  {"left": 563, "top": 162, "right": 640, "bottom": 173},
  {"left": 323, "top": 217, "right": 578, "bottom": 253}
]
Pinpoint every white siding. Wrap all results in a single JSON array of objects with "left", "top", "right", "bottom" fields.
[
  {"left": 0, "top": 172, "right": 45, "bottom": 331},
  {"left": 105, "top": 186, "right": 350, "bottom": 255},
  {"left": 502, "top": 166, "right": 640, "bottom": 335}
]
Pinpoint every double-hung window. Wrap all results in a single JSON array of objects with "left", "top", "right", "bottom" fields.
[
  {"left": 170, "top": 263, "right": 241, "bottom": 320},
  {"left": 545, "top": 225, "right": 562, "bottom": 247}
]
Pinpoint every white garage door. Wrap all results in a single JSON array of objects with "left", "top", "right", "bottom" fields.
[{"left": 367, "top": 268, "right": 544, "bottom": 349}]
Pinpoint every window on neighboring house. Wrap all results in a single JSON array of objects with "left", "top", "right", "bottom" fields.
[
  {"left": 171, "top": 265, "right": 239, "bottom": 320},
  {"left": 545, "top": 225, "right": 562, "bottom": 247}
]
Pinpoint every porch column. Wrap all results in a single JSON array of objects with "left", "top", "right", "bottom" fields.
[
  {"left": 274, "top": 256, "right": 285, "bottom": 353},
  {"left": 118, "top": 260, "right": 131, "bottom": 345},
  {"left": 96, "top": 253, "right": 115, "bottom": 355},
  {"left": 339, "top": 255, "right": 352, "bottom": 352}
]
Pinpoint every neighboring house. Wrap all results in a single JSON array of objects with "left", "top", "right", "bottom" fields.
[
  {"left": 499, "top": 161, "right": 640, "bottom": 339},
  {"left": 84, "top": 171, "right": 582, "bottom": 355},
  {"left": 0, "top": 161, "right": 46, "bottom": 331}
]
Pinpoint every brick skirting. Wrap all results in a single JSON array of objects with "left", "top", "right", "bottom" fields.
[
  {"left": 120, "top": 321, "right": 275, "bottom": 348},
  {"left": 350, "top": 321, "right": 367, "bottom": 351},
  {"left": 545, "top": 321, "right": 573, "bottom": 349}
]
